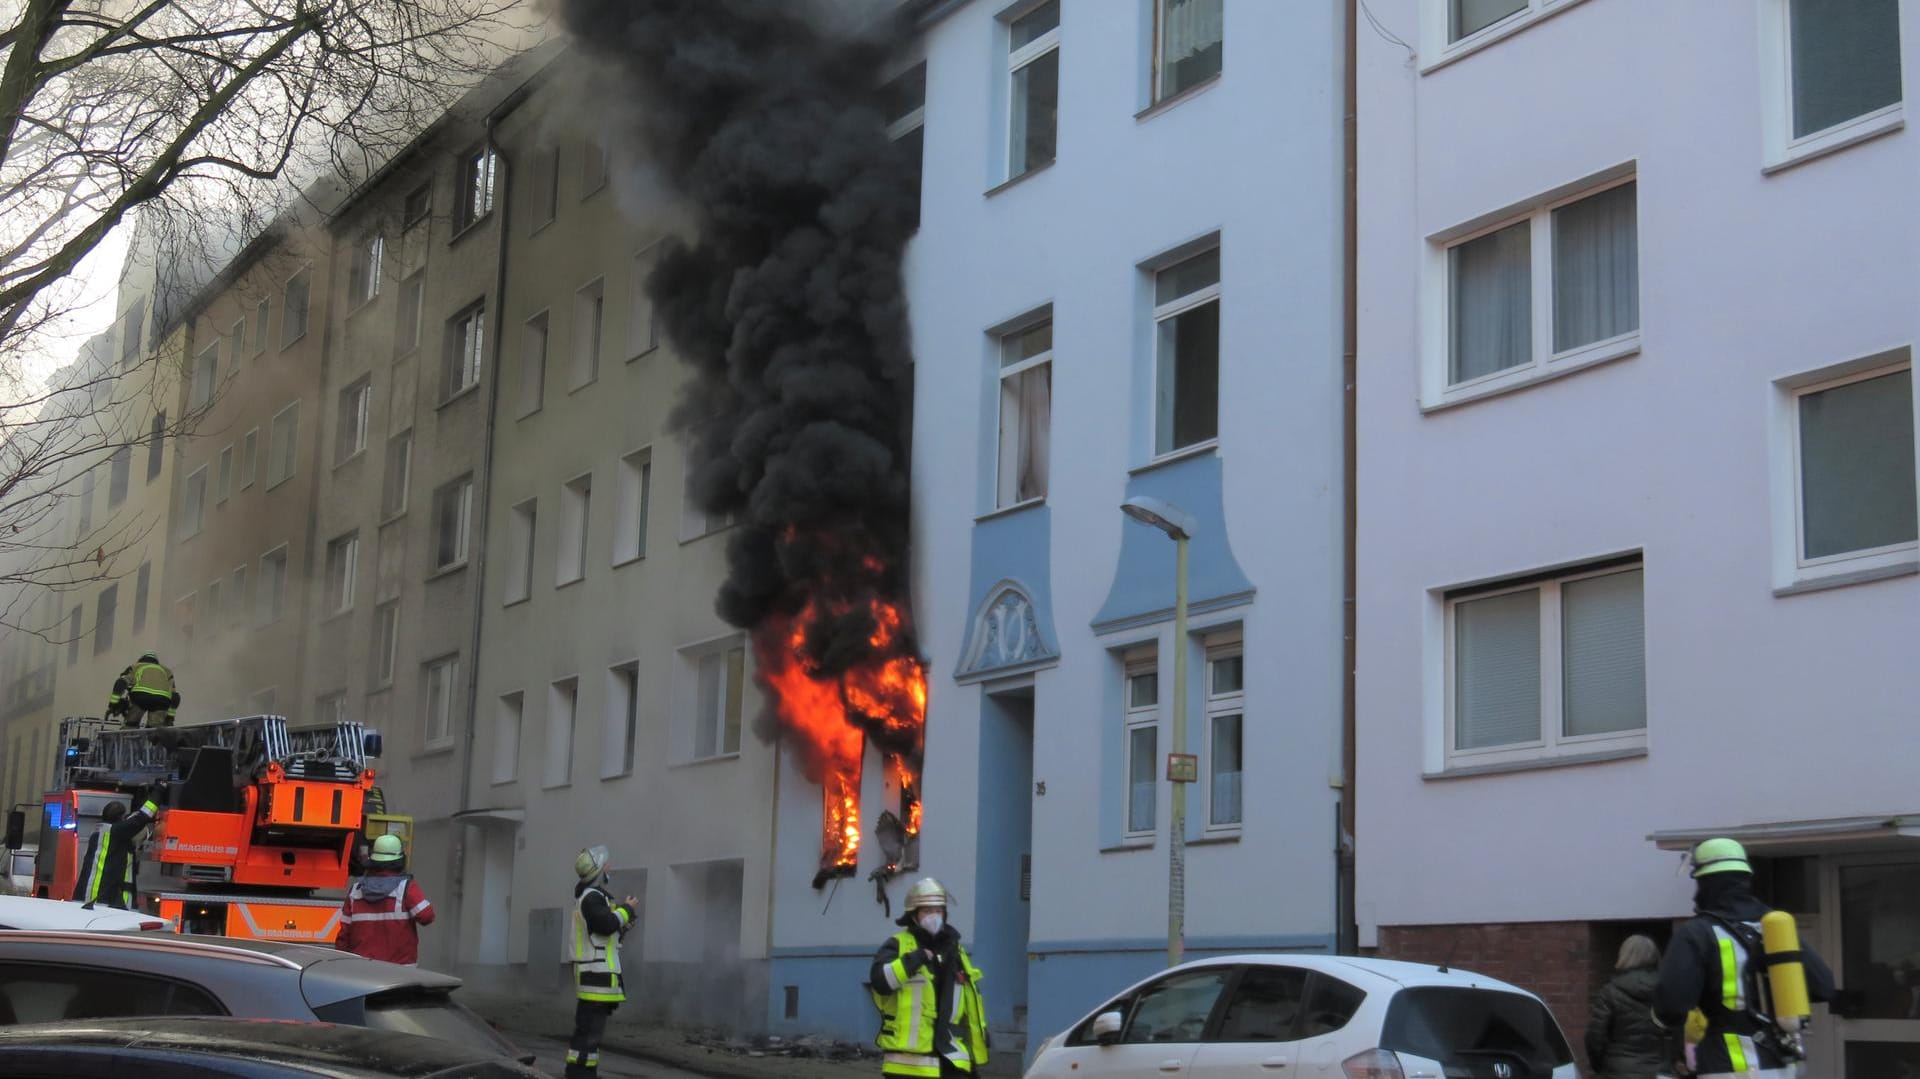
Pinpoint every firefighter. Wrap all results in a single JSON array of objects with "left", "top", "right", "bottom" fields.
[
  {"left": 336, "top": 834, "right": 435, "bottom": 965},
  {"left": 78, "top": 786, "right": 162, "bottom": 910},
  {"left": 566, "top": 845, "right": 638, "bottom": 1079},
  {"left": 867, "top": 877, "right": 989, "bottom": 1078},
  {"left": 106, "top": 651, "right": 181, "bottom": 729},
  {"left": 1652, "top": 838, "right": 1835, "bottom": 1078}
]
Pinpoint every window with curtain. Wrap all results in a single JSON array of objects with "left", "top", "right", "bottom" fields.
[
  {"left": 1154, "top": 248, "right": 1222, "bottom": 455},
  {"left": 1451, "top": 0, "right": 1527, "bottom": 42},
  {"left": 997, "top": 317, "right": 1052, "bottom": 507},
  {"left": 1789, "top": 0, "right": 1902, "bottom": 139},
  {"left": 1796, "top": 365, "right": 1917, "bottom": 563},
  {"left": 1449, "top": 221, "right": 1531, "bottom": 384},
  {"left": 1007, "top": 1, "right": 1059, "bottom": 181},
  {"left": 1125, "top": 665, "right": 1159, "bottom": 835},
  {"left": 1157, "top": 0, "right": 1223, "bottom": 100},
  {"left": 1552, "top": 182, "right": 1639, "bottom": 353},
  {"left": 1206, "top": 649, "right": 1242, "bottom": 827}
]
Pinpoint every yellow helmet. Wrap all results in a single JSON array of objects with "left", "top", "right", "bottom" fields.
[
  {"left": 575, "top": 845, "right": 610, "bottom": 880},
  {"left": 370, "top": 834, "right": 405, "bottom": 863},
  {"left": 1690, "top": 837, "right": 1751, "bottom": 878},
  {"left": 904, "top": 877, "right": 950, "bottom": 911}
]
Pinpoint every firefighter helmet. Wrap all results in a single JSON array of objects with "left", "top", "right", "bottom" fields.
[
  {"left": 370, "top": 834, "right": 405, "bottom": 864},
  {"left": 575, "top": 845, "right": 610, "bottom": 880},
  {"left": 101, "top": 801, "right": 127, "bottom": 823},
  {"left": 903, "top": 877, "right": 950, "bottom": 912},
  {"left": 1690, "top": 837, "right": 1752, "bottom": 878}
]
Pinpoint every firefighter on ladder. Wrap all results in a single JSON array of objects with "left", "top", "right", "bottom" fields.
[
  {"left": 79, "top": 786, "right": 163, "bottom": 910},
  {"left": 566, "top": 845, "right": 637, "bottom": 1079},
  {"left": 106, "top": 651, "right": 181, "bottom": 729},
  {"left": 868, "top": 877, "right": 990, "bottom": 1078}
]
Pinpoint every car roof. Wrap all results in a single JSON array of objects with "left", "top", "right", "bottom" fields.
[
  {"left": 0, "top": 895, "right": 161, "bottom": 929},
  {"left": 1167, "top": 953, "right": 1543, "bottom": 997},
  {"left": 0, "top": 1016, "right": 539, "bottom": 1076}
]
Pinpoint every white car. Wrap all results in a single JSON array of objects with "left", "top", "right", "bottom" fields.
[
  {"left": 1025, "top": 953, "right": 1577, "bottom": 1079},
  {"left": 0, "top": 894, "right": 167, "bottom": 932}
]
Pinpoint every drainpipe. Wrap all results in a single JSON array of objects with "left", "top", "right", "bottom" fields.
[{"left": 1339, "top": 0, "right": 1360, "bottom": 957}]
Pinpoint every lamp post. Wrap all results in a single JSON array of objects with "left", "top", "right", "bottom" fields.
[{"left": 1120, "top": 495, "right": 1197, "bottom": 968}]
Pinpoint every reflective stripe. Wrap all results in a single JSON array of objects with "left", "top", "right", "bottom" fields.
[
  {"left": 408, "top": 899, "right": 432, "bottom": 917},
  {"left": 1724, "top": 1032, "right": 1749, "bottom": 1072},
  {"left": 343, "top": 910, "right": 416, "bottom": 922},
  {"left": 905, "top": 980, "right": 924, "bottom": 1056},
  {"left": 883, "top": 957, "right": 906, "bottom": 991},
  {"left": 1715, "top": 929, "right": 1744, "bottom": 1011},
  {"left": 882, "top": 1051, "right": 942, "bottom": 1077}
]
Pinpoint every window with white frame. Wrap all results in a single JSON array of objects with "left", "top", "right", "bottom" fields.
[
  {"left": 214, "top": 446, "right": 232, "bottom": 504},
  {"left": 423, "top": 654, "right": 459, "bottom": 749},
  {"left": 266, "top": 402, "right": 299, "bottom": 487},
  {"left": 1768, "top": 0, "right": 1903, "bottom": 159},
  {"left": 1153, "top": 247, "right": 1221, "bottom": 456},
  {"left": 688, "top": 641, "right": 745, "bottom": 760},
  {"left": 397, "top": 274, "right": 424, "bottom": 353},
  {"left": 372, "top": 602, "right": 399, "bottom": 686},
  {"left": 74, "top": 467, "right": 93, "bottom": 542},
  {"left": 147, "top": 410, "right": 165, "bottom": 481},
  {"left": 336, "top": 377, "right": 371, "bottom": 465},
  {"left": 203, "top": 579, "right": 221, "bottom": 633},
  {"left": 282, "top": 269, "right": 311, "bottom": 347},
  {"left": 229, "top": 565, "right": 248, "bottom": 628},
  {"left": 1445, "top": 559, "right": 1646, "bottom": 769},
  {"left": 258, "top": 546, "right": 289, "bottom": 624},
  {"left": 189, "top": 342, "right": 218, "bottom": 411},
  {"left": 1205, "top": 645, "right": 1242, "bottom": 828},
  {"left": 1790, "top": 359, "right": 1916, "bottom": 570},
  {"left": 1442, "top": 178, "right": 1638, "bottom": 392},
  {"left": 324, "top": 532, "right": 358, "bottom": 615},
  {"left": 615, "top": 449, "right": 651, "bottom": 564},
  {"left": 350, "top": 235, "right": 384, "bottom": 306},
  {"left": 252, "top": 300, "right": 269, "bottom": 355},
  {"left": 520, "top": 311, "right": 548, "bottom": 416},
  {"left": 456, "top": 146, "right": 496, "bottom": 232},
  {"left": 505, "top": 498, "right": 536, "bottom": 604},
  {"left": 558, "top": 473, "right": 591, "bottom": 585},
  {"left": 582, "top": 135, "right": 609, "bottom": 196},
  {"left": 492, "top": 692, "right": 522, "bottom": 784},
  {"left": 1124, "top": 660, "right": 1159, "bottom": 836},
  {"left": 228, "top": 318, "right": 245, "bottom": 373},
  {"left": 572, "top": 279, "right": 604, "bottom": 390},
  {"left": 628, "top": 248, "right": 660, "bottom": 357},
  {"left": 997, "top": 316, "right": 1052, "bottom": 507},
  {"left": 604, "top": 662, "right": 639, "bottom": 779},
  {"left": 181, "top": 467, "right": 208, "bottom": 539},
  {"left": 444, "top": 304, "right": 485, "bottom": 400},
  {"left": 884, "top": 62, "right": 926, "bottom": 230},
  {"left": 528, "top": 146, "right": 558, "bottom": 230},
  {"left": 546, "top": 677, "right": 578, "bottom": 788},
  {"left": 1154, "top": 0, "right": 1223, "bottom": 102},
  {"left": 1448, "top": 0, "right": 1527, "bottom": 44},
  {"left": 1006, "top": 1, "right": 1059, "bottom": 182},
  {"left": 381, "top": 430, "right": 411, "bottom": 519},
  {"left": 120, "top": 301, "right": 144, "bottom": 368},
  {"left": 93, "top": 584, "right": 117, "bottom": 657},
  {"left": 432, "top": 475, "right": 474, "bottom": 571},
  {"left": 133, "top": 562, "right": 151, "bottom": 633}
]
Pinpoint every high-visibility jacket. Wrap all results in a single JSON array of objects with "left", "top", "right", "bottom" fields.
[
  {"left": 570, "top": 883, "right": 634, "bottom": 1003},
  {"left": 113, "top": 661, "right": 175, "bottom": 700},
  {"left": 868, "top": 928, "right": 989, "bottom": 1077},
  {"left": 79, "top": 799, "right": 157, "bottom": 909},
  {"left": 336, "top": 873, "right": 435, "bottom": 965}
]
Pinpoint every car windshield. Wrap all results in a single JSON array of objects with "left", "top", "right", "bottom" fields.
[
  {"left": 1379, "top": 987, "right": 1573, "bottom": 1073},
  {"left": 360, "top": 988, "right": 514, "bottom": 1054}
]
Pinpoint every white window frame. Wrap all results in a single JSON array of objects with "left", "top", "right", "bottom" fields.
[
  {"left": 281, "top": 267, "right": 311, "bottom": 349},
  {"left": 228, "top": 564, "right": 249, "bottom": 629},
  {"left": 604, "top": 662, "right": 639, "bottom": 779},
  {"left": 432, "top": 475, "right": 475, "bottom": 572},
  {"left": 628, "top": 246, "right": 661, "bottom": 359},
  {"left": 214, "top": 446, "right": 232, "bottom": 505},
  {"left": 519, "top": 310, "right": 549, "bottom": 418},
  {"left": 681, "top": 637, "right": 746, "bottom": 763},
  {"left": 1123, "top": 655, "right": 1160, "bottom": 840},
  {"left": 456, "top": 145, "right": 496, "bottom": 232},
  {"left": 614, "top": 448, "right": 651, "bottom": 566},
  {"left": 336, "top": 377, "right": 371, "bottom": 465},
  {"left": 444, "top": 304, "right": 485, "bottom": 401},
  {"left": 680, "top": 450, "right": 735, "bottom": 541},
  {"left": 1151, "top": 0, "right": 1225, "bottom": 104},
  {"left": 1150, "top": 246, "right": 1222, "bottom": 460},
  {"left": 423, "top": 654, "right": 459, "bottom": 751},
  {"left": 181, "top": 466, "right": 208, "bottom": 539},
  {"left": 545, "top": 676, "right": 578, "bottom": 788},
  {"left": 528, "top": 146, "right": 559, "bottom": 230},
  {"left": 258, "top": 544, "right": 290, "bottom": 625},
  {"left": 266, "top": 401, "right": 299, "bottom": 489},
  {"left": 571, "top": 278, "right": 604, "bottom": 391},
  {"left": 557, "top": 473, "right": 591, "bottom": 586},
  {"left": 1441, "top": 560, "right": 1647, "bottom": 771},
  {"left": 324, "top": 531, "right": 359, "bottom": 616},
  {"left": 252, "top": 300, "right": 270, "bottom": 355},
  {"left": 240, "top": 428, "right": 258, "bottom": 489},
  {"left": 505, "top": 497, "right": 536, "bottom": 605},
  {"left": 1004, "top": 0, "right": 1060, "bottom": 183},
  {"left": 1423, "top": 169, "right": 1640, "bottom": 410},
  {"left": 381, "top": 430, "right": 412, "bottom": 521},
  {"left": 1421, "top": 0, "right": 1591, "bottom": 70},
  {"left": 582, "top": 133, "right": 610, "bottom": 198},
  {"left": 397, "top": 273, "right": 425, "bottom": 354},
  {"left": 352, "top": 234, "right": 384, "bottom": 307},
  {"left": 994, "top": 311, "right": 1053, "bottom": 510},
  {"left": 492, "top": 691, "right": 523, "bottom": 785},
  {"left": 189, "top": 342, "right": 218, "bottom": 411},
  {"left": 1202, "top": 635, "right": 1243, "bottom": 832},
  {"left": 1758, "top": 0, "right": 1907, "bottom": 173},
  {"left": 372, "top": 601, "right": 399, "bottom": 687}
]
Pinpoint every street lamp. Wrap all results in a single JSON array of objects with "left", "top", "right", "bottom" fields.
[{"left": 1120, "top": 495, "right": 1197, "bottom": 968}]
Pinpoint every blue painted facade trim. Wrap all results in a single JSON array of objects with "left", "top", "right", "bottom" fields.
[
  {"left": 1028, "top": 932, "right": 1336, "bottom": 956},
  {"left": 771, "top": 944, "right": 876, "bottom": 959},
  {"left": 766, "top": 954, "right": 878, "bottom": 1045},
  {"left": 1092, "top": 453, "right": 1255, "bottom": 630},
  {"left": 956, "top": 505, "right": 1058, "bottom": 683}
]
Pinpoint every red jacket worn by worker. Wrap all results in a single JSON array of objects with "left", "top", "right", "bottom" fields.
[{"left": 336, "top": 872, "right": 435, "bottom": 965}]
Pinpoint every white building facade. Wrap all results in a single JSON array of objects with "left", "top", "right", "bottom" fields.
[
  {"left": 768, "top": 0, "right": 1349, "bottom": 1054},
  {"left": 1355, "top": 0, "right": 1920, "bottom": 1071}
]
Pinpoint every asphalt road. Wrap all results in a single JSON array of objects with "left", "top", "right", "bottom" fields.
[{"left": 515, "top": 1031, "right": 714, "bottom": 1079}]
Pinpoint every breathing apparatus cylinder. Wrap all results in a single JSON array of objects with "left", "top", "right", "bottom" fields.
[{"left": 1761, "top": 910, "right": 1811, "bottom": 1023}]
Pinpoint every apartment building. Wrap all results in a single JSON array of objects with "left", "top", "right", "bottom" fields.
[{"left": 1355, "top": 1, "right": 1920, "bottom": 1071}]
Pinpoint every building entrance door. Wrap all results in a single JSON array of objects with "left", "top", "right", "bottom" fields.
[{"left": 1827, "top": 856, "right": 1920, "bottom": 1077}]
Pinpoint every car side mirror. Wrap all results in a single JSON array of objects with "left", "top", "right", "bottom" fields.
[
  {"left": 3, "top": 810, "right": 23, "bottom": 850},
  {"left": 1092, "top": 1010, "right": 1124, "bottom": 1046}
]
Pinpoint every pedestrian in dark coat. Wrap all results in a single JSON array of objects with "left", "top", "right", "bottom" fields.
[{"left": 1588, "top": 934, "right": 1678, "bottom": 1078}]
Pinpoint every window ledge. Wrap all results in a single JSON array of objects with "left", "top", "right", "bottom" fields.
[
  {"left": 985, "top": 160, "right": 1055, "bottom": 200},
  {"left": 449, "top": 213, "right": 494, "bottom": 246},
  {"left": 627, "top": 345, "right": 660, "bottom": 364},
  {"left": 279, "top": 331, "right": 308, "bottom": 353},
  {"left": 414, "top": 743, "right": 456, "bottom": 761},
  {"left": 379, "top": 509, "right": 407, "bottom": 528},
  {"left": 612, "top": 554, "right": 646, "bottom": 570},
  {"left": 1136, "top": 73, "right": 1222, "bottom": 123},
  {"left": 1764, "top": 108, "right": 1904, "bottom": 176},
  {"left": 1425, "top": 744, "right": 1647, "bottom": 781},
  {"left": 530, "top": 217, "right": 556, "bottom": 238},
  {"left": 975, "top": 498, "right": 1045, "bottom": 524},
  {"left": 437, "top": 383, "right": 481, "bottom": 411},
  {"left": 556, "top": 575, "right": 586, "bottom": 591},
  {"left": 490, "top": 777, "right": 518, "bottom": 788},
  {"left": 333, "top": 449, "right": 366, "bottom": 470},
  {"left": 672, "top": 752, "right": 742, "bottom": 770},
  {"left": 567, "top": 376, "right": 599, "bottom": 396},
  {"left": 266, "top": 476, "right": 293, "bottom": 492},
  {"left": 1190, "top": 830, "right": 1241, "bottom": 846},
  {"left": 1774, "top": 557, "right": 1918, "bottom": 598},
  {"left": 1101, "top": 839, "right": 1155, "bottom": 853},
  {"left": 584, "top": 182, "right": 609, "bottom": 201},
  {"left": 320, "top": 608, "right": 352, "bottom": 625},
  {"left": 502, "top": 594, "right": 531, "bottom": 609},
  {"left": 1130, "top": 440, "right": 1219, "bottom": 476},
  {"left": 679, "top": 524, "right": 738, "bottom": 547},
  {"left": 427, "top": 560, "right": 470, "bottom": 582},
  {"left": 517, "top": 405, "right": 542, "bottom": 422},
  {"left": 1422, "top": 336, "right": 1640, "bottom": 414},
  {"left": 599, "top": 771, "right": 632, "bottom": 782},
  {"left": 347, "top": 295, "right": 380, "bottom": 320},
  {"left": 541, "top": 781, "right": 573, "bottom": 792},
  {"left": 1421, "top": 0, "right": 1596, "bottom": 76}
]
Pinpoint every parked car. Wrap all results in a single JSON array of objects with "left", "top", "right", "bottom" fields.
[
  {"left": 0, "top": 931, "right": 532, "bottom": 1065},
  {"left": 0, "top": 1016, "right": 545, "bottom": 1078},
  {"left": 0, "top": 893, "right": 168, "bottom": 931},
  {"left": 1024, "top": 954, "right": 1577, "bottom": 1079}
]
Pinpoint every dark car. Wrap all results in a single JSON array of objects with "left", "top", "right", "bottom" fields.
[
  {"left": 0, "top": 930, "right": 531, "bottom": 1064},
  {"left": 0, "top": 1016, "right": 545, "bottom": 1077}
]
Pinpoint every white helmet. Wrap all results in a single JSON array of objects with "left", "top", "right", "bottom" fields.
[
  {"left": 904, "top": 877, "right": 950, "bottom": 911},
  {"left": 575, "top": 845, "right": 610, "bottom": 880}
]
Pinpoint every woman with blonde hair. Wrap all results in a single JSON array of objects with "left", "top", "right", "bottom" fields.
[{"left": 1587, "top": 934, "right": 1679, "bottom": 1078}]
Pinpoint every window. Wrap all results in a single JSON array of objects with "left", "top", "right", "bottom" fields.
[
  {"left": 132, "top": 562, "right": 151, "bottom": 633},
  {"left": 558, "top": 473, "right": 592, "bottom": 585},
  {"left": 1154, "top": 0, "right": 1223, "bottom": 101},
  {"left": 546, "top": 677, "right": 578, "bottom": 787},
  {"left": 1449, "top": 0, "right": 1527, "bottom": 43},
  {"left": 229, "top": 319, "right": 246, "bottom": 370},
  {"left": 336, "top": 378, "right": 371, "bottom": 465},
  {"left": 572, "top": 279, "right": 604, "bottom": 390},
  {"left": 403, "top": 184, "right": 431, "bottom": 228},
  {"left": 457, "top": 146, "right": 497, "bottom": 231},
  {"left": 997, "top": 316, "right": 1052, "bottom": 507},
  {"left": 0, "top": 961, "right": 224, "bottom": 1023},
  {"left": 397, "top": 274, "right": 424, "bottom": 353},
  {"left": 884, "top": 63, "right": 926, "bottom": 230},
  {"left": 1768, "top": 0, "right": 1903, "bottom": 161},
  {"left": 1298, "top": 976, "right": 1367, "bottom": 1038},
  {"left": 1205, "top": 647, "right": 1243, "bottom": 828},
  {"left": 444, "top": 304, "right": 485, "bottom": 400},
  {"left": 230, "top": 565, "right": 249, "bottom": 628},
  {"left": 492, "top": 692, "right": 522, "bottom": 784},
  {"left": 432, "top": 475, "right": 474, "bottom": 570},
  {"left": 1121, "top": 968, "right": 1232, "bottom": 1044},
  {"left": 1006, "top": 1, "right": 1059, "bottom": 181},
  {"left": 281, "top": 269, "right": 311, "bottom": 347},
  {"left": 629, "top": 247, "right": 661, "bottom": 358},
  {"left": 317, "top": 692, "right": 348, "bottom": 727},
  {"left": 189, "top": 342, "right": 218, "bottom": 411},
  {"left": 108, "top": 446, "right": 130, "bottom": 506},
  {"left": 324, "top": 533, "right": 359, "bottom": 615},
  {"left": 528, "top": 146, "right": 558, "bottom": 229},
  {"left": 505, "top": 498, "right": 536, "bottom": 604},
  {"left": 93, "top": 584, "right": 117, "bottom": 656},
  {"left": 615, "top": 449, "right": 651, "bottom": 564},
  {"left": 372, "top": 602, "right": 399, "bottom": 686},
  {"left": 147, "top": 411, "right": 165, "bottom": 481},
  {"left": 423, "top": 655, "right": 459, "bottom": 749},
  {"left": 1213, "top": 965, "right": 1310, "bottom": 1042},
  {"left": 258, "top": 546, "right": 289, "bottom": 624},
  {"left": 215, "top": 446, "right": 232, "bottom": 504},
  {"left": 119, "top": 301, "right": 145, "bottom": 368},
  {"left": 181, "top": 467, "right": 208, "bottom": 539},
  {"left": 240, "top": 428, "right": 258, "bottom": 489},
  {"left": 1446, "top": 560, "right": 1646, "bottom": 769},
  {"left": 690, "top": 642, "right": 745, "bottom": 760},
  {"left": 582, "top": 135, "right": 609, "bottom": 196},
  {"left": 1125, "top": 662, "right": 1159, "bottom": 836},
  {"left": 267, "top": 402, "right": 299, "bottom": 487},
  {"left": 381, "top": 431, "right": 412, "bottom": 519},
  {"left": 605, "top": 663, "right": 639, "bottom": 779},
  {"left": 74, "top": 468, "right": 94, "bottom": 540},
  {"left": 66, "top": 606, "right": 81, "bottom": 666},
  {"left": 252, "top": 300, "right": 270, "bottom": 354},
  {"left": 350, "top": 235, "right": 384, "bottom": 306},
  {"left": 1441, "top": 178, "right": 1639, "bottom": 394},
  {"left": 1791, "top": 361, "right": 1916, "bottom": 569},
  {"left": 1153, "top": 247, "right": 1221, "bottom": 456},
  {"left": 205, "top": 579, "right": 222, "bottom": 634},
  {"left": 520, "top": 311, "right": 548, "bottom": 416}
]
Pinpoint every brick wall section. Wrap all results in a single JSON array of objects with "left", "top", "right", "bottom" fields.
[{"left": 1375, "top": 921, "right": 1606, "bottom": 1065}]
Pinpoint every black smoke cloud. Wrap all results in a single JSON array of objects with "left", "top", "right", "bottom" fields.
[{"left": 558, "top": 1, "right": 920, "bottom": 679}]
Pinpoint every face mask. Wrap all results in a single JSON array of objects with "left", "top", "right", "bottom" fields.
[{"left": 917, "top": 911, "right": 944, "bottom": 936}]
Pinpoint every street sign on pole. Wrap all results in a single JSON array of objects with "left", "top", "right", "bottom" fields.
[{"left": 1166, "top": 753, "right": 1198, "bottom": 783}]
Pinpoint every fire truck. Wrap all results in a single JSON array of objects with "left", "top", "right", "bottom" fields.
[{"left": 24, "top": 714, "right": 411, "bottom": 944}]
